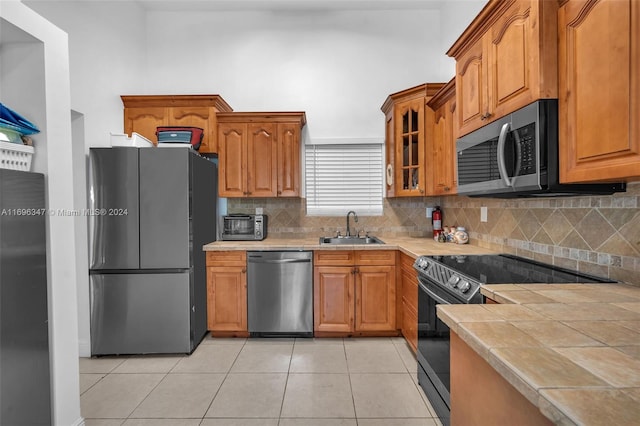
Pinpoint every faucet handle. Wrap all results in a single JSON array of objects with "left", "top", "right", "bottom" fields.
[{"left": 335, "top": 230, "right": 342, "bottom": 238}]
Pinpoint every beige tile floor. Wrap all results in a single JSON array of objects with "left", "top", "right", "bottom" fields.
[{"left": 80, "top": 336, "right": 442, "bottom": 426}]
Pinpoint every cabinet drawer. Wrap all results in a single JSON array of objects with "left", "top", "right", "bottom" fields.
[
  {"left": 399, "top": 252, "right": 417, "bottom": 274},
  {"left": 401, "top": 269, "right": 418, "bottom": 311},
  {"left": 402, "top": 300, "right": 417, "bottom": 353},
  {"left": 314, "top": 250, "right": 355, "bottom": 266},
  {"left": 355, "top": 250, "right": 396, "bottom": 266},
  {"left": 206, "top": 251, "right": 247, "bottom": 267}
]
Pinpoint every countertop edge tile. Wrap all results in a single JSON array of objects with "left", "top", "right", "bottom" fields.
[{"left": 439, "top": 285, "right": 640, "bottom": 426}]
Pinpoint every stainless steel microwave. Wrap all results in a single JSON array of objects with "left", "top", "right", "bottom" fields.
[
  {"left": 456, "top": 100, "right": 626, "bottom": 198},
  {"left": 221, "top": 214, "right": 267, "bottom": 241}
]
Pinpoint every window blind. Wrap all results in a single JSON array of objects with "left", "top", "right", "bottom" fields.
[{"left": 305, "top": 144, "right": 383, "bottom": 216}]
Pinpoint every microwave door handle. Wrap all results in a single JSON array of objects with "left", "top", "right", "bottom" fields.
[{"left": 497, "top": 122, "right": 513, "bottom": 187}]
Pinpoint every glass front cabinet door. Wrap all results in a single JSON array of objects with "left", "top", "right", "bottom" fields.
[{"left": 381, "top": 83, "right": 445, "bottom": 197}]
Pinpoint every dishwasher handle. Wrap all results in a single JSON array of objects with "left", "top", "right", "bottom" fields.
[{"left": 247, "top": 258, "right": 311, "bottom": 264}]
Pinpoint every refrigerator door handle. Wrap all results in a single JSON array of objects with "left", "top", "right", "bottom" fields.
[{"left": 88, "top": 155, "right": 101, "bottom": 269}]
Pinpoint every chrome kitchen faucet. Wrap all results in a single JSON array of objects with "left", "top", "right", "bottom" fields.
[{"left": 346, "top": 210, "right": 358, "bottom": 237}]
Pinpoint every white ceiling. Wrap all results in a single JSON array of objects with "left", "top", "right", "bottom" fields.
[{"left": 134, "top": 0, "right": 447, "bottom": 11}]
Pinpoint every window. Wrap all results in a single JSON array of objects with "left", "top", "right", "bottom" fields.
[{"left": 305, "top": 143, "right": 383, "bottom": 216}]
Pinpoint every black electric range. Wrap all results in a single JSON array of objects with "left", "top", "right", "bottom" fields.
[{"left": 412, "top": 254, "right": 615, "bottom": 425}]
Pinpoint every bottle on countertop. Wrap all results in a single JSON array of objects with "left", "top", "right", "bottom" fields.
[{"left": 432, "top": 206, "right": 442, "bottom": 241}]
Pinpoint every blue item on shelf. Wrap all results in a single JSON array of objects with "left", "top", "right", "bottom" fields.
[{"left": 0, "top": 103, "right": 40, "bottom": 135}]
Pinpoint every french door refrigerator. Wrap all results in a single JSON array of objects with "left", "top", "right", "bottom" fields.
[{"left": 89, "top": 147, "right": 216, "bottom": 355}]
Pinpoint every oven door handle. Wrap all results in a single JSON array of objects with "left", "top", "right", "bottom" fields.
[
  {"left": 418, "top": 280, "right": 451, "bottom": 305},
  {"left": 497, "top": 122, "right": 513, "bottom": 187}
]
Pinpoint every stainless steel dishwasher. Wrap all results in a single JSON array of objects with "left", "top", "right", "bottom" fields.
[{"left": 247, "top": 251, "right": 313, "bottom": 337}]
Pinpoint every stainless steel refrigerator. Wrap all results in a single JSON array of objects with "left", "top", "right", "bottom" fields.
[
  {"left": 89, "top": 147, "right": 216, "bottom": 355},
  {"left": 0, "top": 169, "right": 51, "bottom": 425}
]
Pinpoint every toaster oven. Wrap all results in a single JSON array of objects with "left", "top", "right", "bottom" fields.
[{"left": 221, "top": 214, "right": 267, "bottom": 241}]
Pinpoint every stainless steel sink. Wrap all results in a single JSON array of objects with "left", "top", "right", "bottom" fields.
[{"left": 319, "top": 236, "right": 385, "bottom": 245}]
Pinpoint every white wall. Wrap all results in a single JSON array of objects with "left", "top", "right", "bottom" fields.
[
  {"left": 24, "top": 0, "right": 148, "bottom": 148},
  {"left": 439, "top": 0, "right": 486, "bottom": 76},
  {"left": 142, "top": 8, "right": 447, "bottom": 139},
  {"left": 23, "top": 0, "right": 487, "bottom": 144},
  {"left": 1, "top": 1, "right": 81, "bottom": 424}
]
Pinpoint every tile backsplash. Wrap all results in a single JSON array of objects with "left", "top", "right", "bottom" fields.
[{"left": 228, "top": 182, "right": 640, "bottom": 284}]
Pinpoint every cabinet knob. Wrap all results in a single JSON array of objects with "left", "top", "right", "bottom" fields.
[{"left": 444, "top": 186, "right": 450, "bottom": 192}]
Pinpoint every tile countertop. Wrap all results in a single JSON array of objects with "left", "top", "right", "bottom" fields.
[
  {"left": 438, "top": 284, "right": 640, "bottom": 426},
  {"left": 202, "top": 236, "right": 499, "bottom": 258}
]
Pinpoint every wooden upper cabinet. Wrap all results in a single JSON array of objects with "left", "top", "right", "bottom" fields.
[
  {"left": 447, "top": 0, "right": 558, "bottom": 137},
  {"left": 170, "top": 106, "right": 216, "bottom": 153},
  {"left": 558, "top": 0, "right": 640, "bottom": 183},
  {"left": 456, "top": 37, "right": 486, "bottom": 133},
  {"left": 247, "top": 123, "right": 277, "bottom": 197},
  {"left": 121, "top": 95, "right": 233, "bottom": 154},
  {"left": 217, "top": 112, "right": 306, "bottom": 198},
  {"left": 277, "top": 123, "right": 301, "bottom": 197},
  {"left": 218, "top": 123, "right": 247, "bottom": 197},
  {"left": 427, "top": 79, "right": 457, "bottom": 196},
  {"left": 123, "top": 107, "right": 168, "bottom": 142},
  {"left": 381, "top": 84, "right": 445, "bottom": 197}
]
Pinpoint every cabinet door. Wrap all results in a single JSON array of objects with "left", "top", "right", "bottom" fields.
[
  {"left": 559, "top": 0, "right": 640, "bottom": 182},
  {"left": 314, "top": 266, "right": 354, "bottom": 333},
  {"left": 170, "top": 106, "right": 216, "bottom": 153},
  {"left": 277, "top": 122, "right": 300, "bottom": 197},
  {"left": 394, "top": 98, "right": 425, "bottom": 196},
  {"left": 488, "top": 0, "right": 536, "bottom": 118},
  {"left": 431, "top": 99, "right": 456, "bottom": 195},
  {"left": 456, "top": 37, "right": 487, "bottom": 137},
  {"left": 218, "top": 123, "right": 247, "bottom": 197},
  {"left": 384, "top": 115, "right": 395, "bottom": 197},
  {"left": 247, "top": 123, "right": 277, "bottom": 197},
  {"left": 206, "top": 266, "right": 247, "bottom": 331},
  {"left": 355, "top": 265, "right": 396, "bottom": 332},
  {"left": 124, "top": 107, "right": 168, "bottom": 144}
]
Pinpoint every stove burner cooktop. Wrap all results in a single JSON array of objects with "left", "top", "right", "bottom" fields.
[
  {"left": 414, "top": 254, "right": 615, "bottom": 304},
  {"left": 428, "top": 254, "right": 615, "bottom": 284}
]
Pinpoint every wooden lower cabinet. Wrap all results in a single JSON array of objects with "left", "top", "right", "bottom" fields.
[
  {"left": 314, "top": 250, "right": 397, "bottom": 336},
  {"left": 451, "top": 331, "right": 553, "bottom": 426},
  {"left": 402, "top": 300, "right": 418, "bottom": 352},
  {"left": 314, "top": 266, "right": 354, "bottom": 333},
  {"left": 206, "top": 251, "right": 248, "bottom": 336},
  {"left": 399, "top": 252, "right": 418, "bottom": 352}
]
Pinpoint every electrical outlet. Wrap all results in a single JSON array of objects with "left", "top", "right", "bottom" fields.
[
  {"left": 480, "top": 206, "right": 488, "bottom": 222},
  {"left": 426, "top": 207, "right": 433, "bottom": 218},
  {"left": 256, "top": 207, "right": 264, "bottom": 215}
]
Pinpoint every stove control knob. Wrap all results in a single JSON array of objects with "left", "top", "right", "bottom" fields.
[
  {"left": 447, "top": 275, "right": 460, "bottom": 287},
  {"left": 459, "top": 281, "right": 471, "bottom": 293}
]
